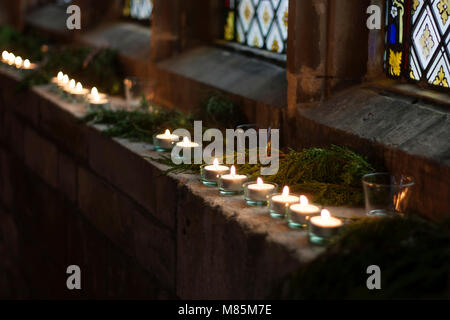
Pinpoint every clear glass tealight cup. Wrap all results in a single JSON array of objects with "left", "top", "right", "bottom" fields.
[
  {"left": 218, "top": 170, "right": 249, "bottom": 196},
  {"left": 286, "top": 196, "right": 321, "bottom": 229},
  {"left": 152, "top": 131, "right": 179, "bottom": 152},
  {"left": 243, "top": 179, "right": 278, "bottom": 206},
  {"left": 362, "top": 173, "right": 415, "bottom": 217},
  {"left": 268, "top": 188, "right": 299, "bottom": 219},
  {"left": 200, "top": 161, "right": 230, "bottom": 186}
]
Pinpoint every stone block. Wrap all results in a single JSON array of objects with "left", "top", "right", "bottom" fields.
[
  {"left": 77, "top": 167, "right": 135, "bottom": 255},
  {"left": 88, "top": 131, "right": 176, "bottom": 230},
  {"left": 39, "top": 96, "right": 89, "bottom": 161},
  {"left": 23, "top": 126, "right": 58, "bottom": 188},
  {"left": 58, "top": 152, "right": 77, "bottom": 203}
]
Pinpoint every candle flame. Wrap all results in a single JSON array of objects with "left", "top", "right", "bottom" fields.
[
  {"left": 57, "top": 71, "right": 63, "bottom": 81},
  {"left": 76, "top": 82, "right": 83, "bottom": 92},
  {"left": 282, "top": 186, "right": 290, "bottom": 196},
  {"left": 300, "top": 195, "right": 308, "bottom": 205},
  {"left": 91, "top": 87, "right": 98, "bottom": 96},
  {"left": 213, "top": 158, "right": 219, "bottom": 167},
  {"left": 2, "top": 51, "right": 9, "bottom": 61},
  {"left": 62, "top": 75, "right": 69, "bottom": 83},
  {"left": 321, "top": 209, "right": 331, "bottom": 219},
  {"left": 230, "top": 165, "right": 236, "bottom": 176},
  {"left": 164, "top": 129, "right": 170, "bottom": 135},
  {"left": 257, "top": 177, "right": 263, "bottom": 185},
  {"left": 183, "top": 136, "right": 190, "bottom": 143},
  {"left": 8, "top": 53, "right": 15, "bottom": 64},
  {"left": 23, "top": 59, "right": 31, "bottom": 69},
  {"left": 14, "top": 56, "right": 22, "bottom": 67},
  {"left": 69, "top": 79, "right": 75, "bottom": 90}
]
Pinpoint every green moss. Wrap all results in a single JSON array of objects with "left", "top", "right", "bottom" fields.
[
  {"left": 82, "top": 107, "right": 193, "bottom": 143},
  {"left": 82, "top": 108, "right": 374, "bottom": 206},
  {"left": 198, "top": 91, "right": 247, "bottom": 128},
  {"left": 277, "top": 216, "right": 450, "bottom": 299}
]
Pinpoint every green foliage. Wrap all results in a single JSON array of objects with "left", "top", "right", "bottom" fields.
[
  {"left": 0, "top": 25, "right": 46, "bottom": 61},
  {"left": 199, "top": 91, "right": 247, "bottom": 128},
  {"left": 21, "top": 46, "right": 124, "bottom": 95},
  {"left": 261, "top": 146, "right": 375, "bottom": 206},
  {"left": 278, "top": 216, "right": 450, "bottom": 299},
  {"left": 82, "top": 107, "right": 193, "bottom": 143}
]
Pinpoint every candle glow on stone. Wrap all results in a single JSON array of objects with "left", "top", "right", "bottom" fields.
[{"left": 23, "top": 59, "right": 31, "bottom": 69}]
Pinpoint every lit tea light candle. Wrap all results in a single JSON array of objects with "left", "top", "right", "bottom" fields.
[
  {"left": 88, "top": 87, "right": 106, "bottom": 100},
  {"left": 287, "top": 195, "right": 321, "bottom": 229},
  {"left": 51, "top": 71, "right": 64, "bottom": 87},
  {"left": 201, "top": 158, "right": 230, "bottom": 186},
  {"left": 2, "top": 51, "right": 9, "bottom": 63},
  {"left": 218, "top": 165, "right": 248, "bottom": 195},
  {"left": 244, "top": 177, "right": 278, "bottom": 206},
  {"left": 14, "top": 56, "right": 22, "bottom": 68},
  {"left": 7, "top": 53, "right": 15, "bottom": 66},
  {"left": 87, "top": 87, "right": 110, "bottom": 109},
  {"left": 67, "top": 79, "right": 76, "bottom": 92},
  {"left": 153, "top": 129, "right": 179, "bottom": 152},
  {"left": 269, "top": 186, "right": 300, "bottom": 218},
  {"left": 68, "top": 82, "right": 89, "bottom": 102},
  {"left": 309, "top": 209, "right": 343, "bottom": 244}
]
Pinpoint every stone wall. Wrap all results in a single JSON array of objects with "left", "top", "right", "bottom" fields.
[{"left": 3, "top": 68, "right": 357, "bottom": 299}]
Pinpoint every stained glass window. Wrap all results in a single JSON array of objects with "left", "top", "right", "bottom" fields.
[
  {"left": 123, "top": 0, "right": 153, "bottom": 21},
  {"left": 385, "top": 0, "right": 450, "bottom": 89},
  {"left": 224, "top": 0, "right": 289, "bottom": 54}
]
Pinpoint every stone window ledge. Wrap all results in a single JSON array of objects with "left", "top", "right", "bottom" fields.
[
  {"left": 80, "top": 22, "right": 151, "bottom": 64},
  {"left": 0, "top": 67, "right": 364, "bottom": 298},
  {"left": 157, "top": 46, "right": 288, "bottom": 109},
  {"left": 301, "top": 86, "right": 450, "bottom": 167}
]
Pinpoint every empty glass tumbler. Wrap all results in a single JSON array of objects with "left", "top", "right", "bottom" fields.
[{"left": 362, "top": 173, "right": 415, "bottom": 216}]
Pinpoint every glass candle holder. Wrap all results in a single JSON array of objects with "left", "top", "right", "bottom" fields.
[
  {"left": 287, "top": 196, "right": 321, "bottom": 229},
  {"left": 173, "top": 137, "right": 201, "bottom": 163},
  {"left": 308, "top": 209, "right": 343, "bottom": 245},
  {"left": 243, "top": 178, "right": 278, "bottom": 206},
  {"left": 200, "top": 159, "right": 230, "bottom": 186},
  {"left": 68, "top": 83, "right": 89, "bottom": 103},
  {"left": 218, "top": 166, "right": 248, "bottom": 195},
  {"left": 362, "top": 173, "right": 415, "bottom": 217},
  {"left": 268, "top": 186, "right": 299, "bottom": 218},
  {"left": 153, "top": 130, "right": 179, "bottom": 152},
  {"left": 124, "top": 77, "right": 157, "bottom": 111}
]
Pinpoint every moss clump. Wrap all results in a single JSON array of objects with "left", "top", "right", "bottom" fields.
[
  {"left": 83, "top": 107, "right": 193, "bottom": 143},
  {"left": 199, "top": 91, "right": 247, "bottom": 128},
  {"left": 262, "top": 146, "right": 375, "bottom": 206},
  {"left": 277, "top": 216, "right": 450, "bottom": 299}
]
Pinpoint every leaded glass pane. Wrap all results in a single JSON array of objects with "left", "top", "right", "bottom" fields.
[
  {"left": 385, "top": 0, "right": 450, "bottom": 89},
  {"left": 123, "top": 0, "right": 153, "bottom": 21},
  {"left": 224, "top": 0, "right": 289, "bottom": 54}
]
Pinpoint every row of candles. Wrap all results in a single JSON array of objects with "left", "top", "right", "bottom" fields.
[
  {"left": 154, "top": 130, "right": 343, "bottom": 244},
  {"left": 1, "top": 50, "right": 36, "bottom": 70},
  {"left": 51, "top": 71, "right": 110, "bottom": 108}
]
